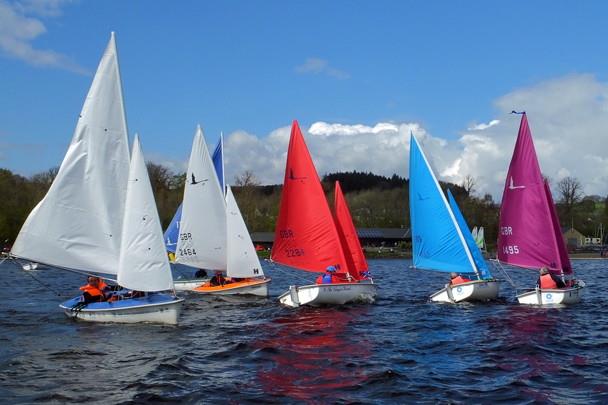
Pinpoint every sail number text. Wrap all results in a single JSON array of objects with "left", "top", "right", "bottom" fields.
[
  {"left": 179, "top": 248, "right": 197, "bottom": 256},
  {"left": 180, "top": 232, "right": 192, "bottom": 241},
  {"left": 502, "top": 245, "right": 519, "bottom": 255},
  {"left": 500, "top": 226, "right": 513, "bottom": 235},
  {"left": 279, "top": 229, "right": 294, "bottom": 239},
  {"left": 286, "top": 248, "right": 305, "bottom": 257}
]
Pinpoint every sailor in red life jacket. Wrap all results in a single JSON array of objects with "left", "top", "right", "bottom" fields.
[
  {"left": 315, "top": 266, "right": 339, "bottom": 284},
  {"left": 450, "top": 272, "right": 471, "bottom": 286},
  {"left": 79, "top": 276, "right": 108, "bottom": 303},
  {"left": 537, "top": 267, "right": 565, "bottom": 289}
]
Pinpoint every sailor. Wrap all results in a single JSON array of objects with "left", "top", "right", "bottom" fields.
[
  {"left": 315, "top": 266, "right": 338, "bottom": 284},
  {"left": 537, "top": 267, "right": 565, "bottom": 289},
  {"left": 449, "top": 272, "right": 471, "bottom": 286},
  {"left": 79, "top": 276, "right": 107, "bottom": 303},
  {"left": 209, "top": 271, "right": 226, "bottom": 286}
]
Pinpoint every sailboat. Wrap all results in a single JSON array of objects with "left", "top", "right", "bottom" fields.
[
  {"left": 272, "top": 120, "right": 377, "bottom": 308},
  {"left": 472, "top": 226, "right": 486, "bottom": 251},
  {"left": 498, "top": 112, "right": 584, "bottom": 305},
  {"left": 165, "top": 135, "right": 224, "bottom": 291},
  {"left": 10, "top": 33, "right": 183, "bottom": 324},
  {"left": 175, "top": 127, "right": 270, "bottom": 296},
  {"left": 409, "top": 134, "right": 499, "bottom": 303}
]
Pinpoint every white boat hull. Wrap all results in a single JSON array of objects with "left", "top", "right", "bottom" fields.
[
  {"left": 173, "top": 278, "right": 208, "bottom": 291},
  {"left": 430, "top": 279, "right": 500, "bottom": 303},
  {"left": 59, "top": 296, "right": 185, "bottom": 325},
  {"left": 278, "top": 280, "right": 377, "bottom": 308},
  {"left": 517, "top": 286, "right": 583, "bottom": 305}
]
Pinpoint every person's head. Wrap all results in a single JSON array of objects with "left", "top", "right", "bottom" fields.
[
  {"left": 326, "top": 265, "right": 336, "bottom": 273},
  {"left": 87, "top": 276, "right": 100, "bottom": 286},
  {"left": 450, "top": 272, "right": 458, "bottom": 279},
  {"left": 540, "top": 267, "right": 549, "bottom": 275}
]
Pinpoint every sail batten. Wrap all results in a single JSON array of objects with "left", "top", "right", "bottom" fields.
[
  {"left": 271, "top": 120, "right": 350, "bottom": 274},
  {"left": 11, "top": 33, "right": 130, "bottom": 275},
  {"left": 409, "top": 134, "right": 478, "bottom": 275},
  {"left": 498, "top": 113, "right": 568, "bottom": 273}
]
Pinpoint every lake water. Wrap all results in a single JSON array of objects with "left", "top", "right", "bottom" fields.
[{"left": 0, "top": 258, "right": 607, "bottom": 403}]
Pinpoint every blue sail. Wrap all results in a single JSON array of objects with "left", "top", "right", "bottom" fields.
[
  {"left": 164, "top": 136, "right": 224, "bottom": 252},
  {"left": 409, "top": 134, "right": 477, "bottom": 274},
  {"left": 447, "top": 190, "right": 491, "bottom": 279}
]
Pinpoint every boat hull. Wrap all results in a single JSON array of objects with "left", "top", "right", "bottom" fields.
[
  {"left": 517, "top": 286, "right": 583, "bottom": 305},
  {"left": 192, "top": 278, "right": 270, "bottom": 297},
  {"left": 430, "top": 279, "right": 500, "bottom": 303},
  {"left": 59, "top": 294, "right": 184, "bottom": 325},
  {"left": 278, "top": 280, "right": 377, "bottom": 308},
  {"left": 173, "top": 278, "right": 208, "bottom": 291}
]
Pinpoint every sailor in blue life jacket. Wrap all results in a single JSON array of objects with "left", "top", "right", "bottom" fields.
[{"left": 316, "top": 266, "right": 338, "bottom": 284}]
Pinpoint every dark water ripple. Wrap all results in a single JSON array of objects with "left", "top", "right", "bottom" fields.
[{"left": 1, "top": 258, "right": 608, "bottom": 403}]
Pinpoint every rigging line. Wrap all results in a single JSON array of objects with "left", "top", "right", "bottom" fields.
[
  {"left": 266, "top": 261, "right": 315, "bottom": 284},
  {"left": 9, "top": 258, "right": 70, "bottom": 297},
  {"left": 491, "top": 259, "right": 521, "bottom": 290}
]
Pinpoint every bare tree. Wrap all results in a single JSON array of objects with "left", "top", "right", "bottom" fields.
[
  {"left": 462, "top": 175, "right": 476, "bottom": 196},
  {"left": 557, "top": 177, "right": 583, "bottom": 207},
  {"left": 234, "top": 170, "right": 260, "bottom": 187}
]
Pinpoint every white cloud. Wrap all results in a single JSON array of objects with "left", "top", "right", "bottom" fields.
[
  {"left": 0, "top": 0, "right": 87, "bottom": 73},
  {"left": 295, "top": 57, "right": 350, "bottom": 80},
  {"left": 148, "top": 74, "right": 608, "bottom": 203},
  {"left": 467, "top": 119, "right": 500, "bottom": 131}
]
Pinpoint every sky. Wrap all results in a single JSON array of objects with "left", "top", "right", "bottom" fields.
[{"left": 1, "top": 0, "right": 608, "bottom": 200}]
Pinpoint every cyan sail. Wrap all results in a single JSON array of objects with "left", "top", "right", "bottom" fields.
[
  {"left": 447, "top": 190, "right": 491, "bottom": 279},
  {"left": 164, "top": 135, "right": 224, "bottom": 252},
  {"left": 409, "top": 134, "right": 478, "bottom": 275}
]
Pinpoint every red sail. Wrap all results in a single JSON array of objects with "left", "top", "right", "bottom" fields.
[
  {"left": 271, "top": 120, "right": 350, "bottom": 275},
  {"left": 333, "top": 181, "right": 368, "bottom": 280}
]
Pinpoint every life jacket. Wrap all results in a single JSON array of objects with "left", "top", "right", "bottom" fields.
[
  {"left": 451, "top": 275, "right": 471, "bottom": 286},
  {"left": 540, "top": 273, "right": 558, "bottom": 289},
  {"left": 79, "top": 284, "right": 105, "bottom": 298},
  {"left": 322, "top": 273, "right": 334, "bottom": 284}
]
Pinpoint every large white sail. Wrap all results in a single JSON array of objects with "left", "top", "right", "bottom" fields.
[
  {"left": 117, "top": 136, "right": 174, "bottom": 291},
  {"left": 11, "top": 32, "right": 130, "bottom": 275},
  {"left": 176, "top": 126, "right": 227, "bottom": 269},
  {"left": 226, "top": 186, "right": 264, "bottom": 278}
]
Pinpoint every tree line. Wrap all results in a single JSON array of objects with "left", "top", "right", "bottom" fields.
[{"left": 1, "top": 165, "right": 606, "bottom": 251}]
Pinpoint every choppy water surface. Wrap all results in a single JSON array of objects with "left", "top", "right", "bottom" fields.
[{"left": 0, "top": 259, "right": 607, "bottom": 403}]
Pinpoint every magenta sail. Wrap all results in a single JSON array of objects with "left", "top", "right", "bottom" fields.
[{"left": 498, "top": 113, "right": 569, "bottom": 274}]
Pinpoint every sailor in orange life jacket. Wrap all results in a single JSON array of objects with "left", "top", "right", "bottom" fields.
[
  {"left": 537, "top": 267, "right": 565, "bottom": 289},
  {"left": 79, "top": 276, "right": 108, "bottom": 303},
  {"left": 450, "top": 272, "right": 471, "bottom": 286},
  {"left": 315, "top": 266, "right": 339, "bottom": 284}
]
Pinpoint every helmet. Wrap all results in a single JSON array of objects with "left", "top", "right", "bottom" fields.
[{"left": 326, "top": 265, "right": 336, "bottom": 272}]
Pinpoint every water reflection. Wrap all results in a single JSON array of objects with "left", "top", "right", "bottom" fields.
[{"left": 255, "top": 306, "right": 370, "bottom": 402}]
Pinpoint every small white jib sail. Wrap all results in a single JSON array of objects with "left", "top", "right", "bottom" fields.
[
  {"left": 175, "top": 126, "right": 227, "bottom": 270},
  {"left": 11, "top": 32, "right": 130, "bottom": 275},
  {"left": 226, "top": 186, "right": 264, "bottom": 278},
  {"left": 117, "top": 135, "right": 174, "bottom": 291}
]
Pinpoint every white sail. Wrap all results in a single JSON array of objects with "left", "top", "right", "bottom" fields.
[
  {"left": 477, "top": 226, "right": 486, "bottom": 250},
  {"left": 471, "top": 226, "right": 478, "bottom": 241},
  {"left": 226, "top": 186, "right": 264, "bottom": 278},
  {"left": 117, "top": 135, "right": 173, "bottom": 291},
  {"left": 11, "top": 32, "right": 130, "bottom": 275},
  {"left": 176, "top": 125, "right": 227, "bottom": 269}
]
